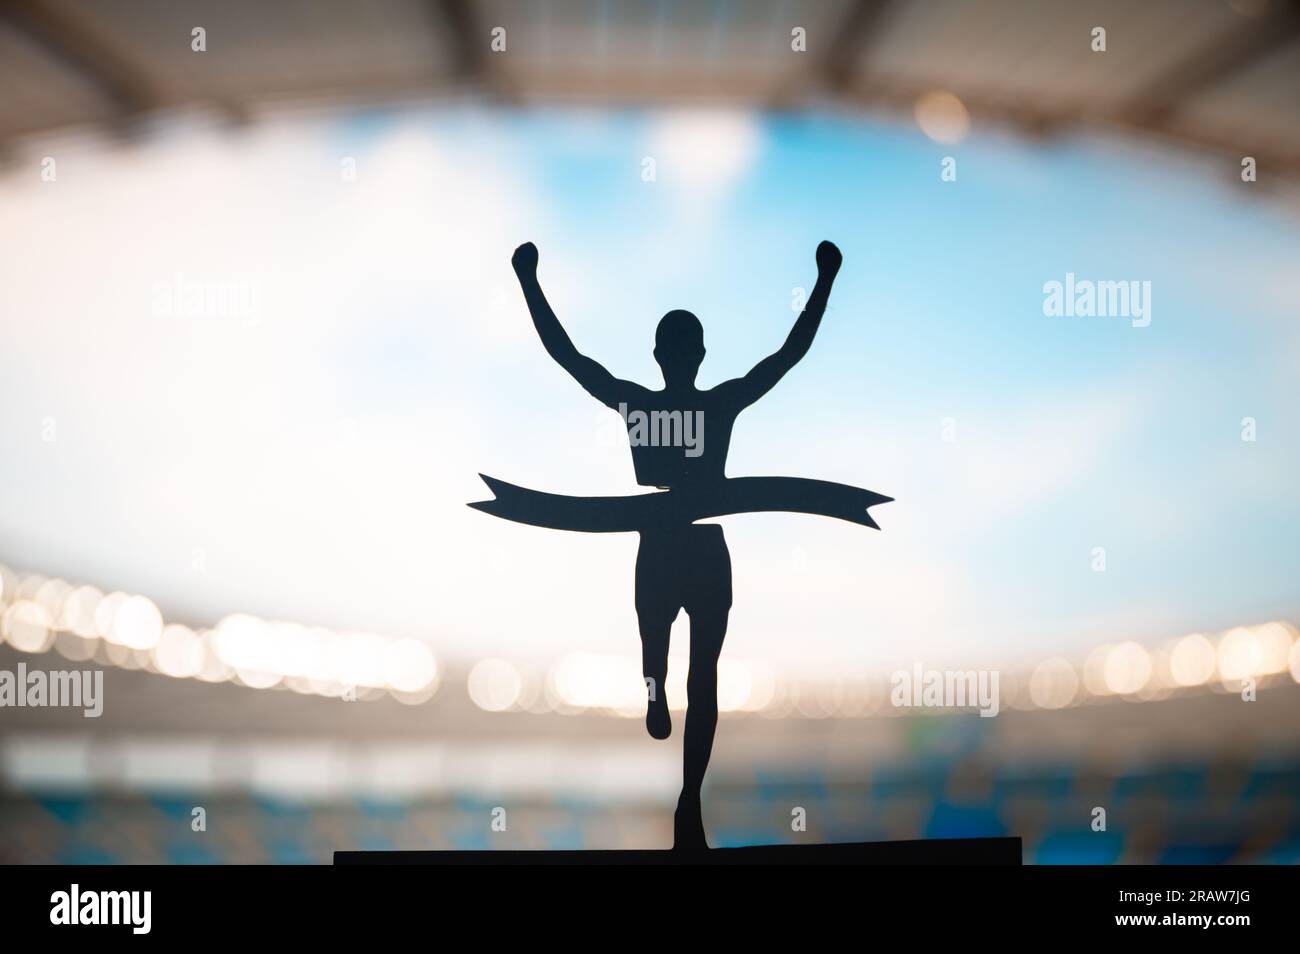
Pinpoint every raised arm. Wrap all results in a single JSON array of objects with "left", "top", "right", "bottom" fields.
[
  {"left": 511, "top": 242, "right": 639, "bottom": 409},
  {"left": 720, "top": 240, "right": 842, "bottom": 409}
]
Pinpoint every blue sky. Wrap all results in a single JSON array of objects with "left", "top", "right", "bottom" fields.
[{"left": 1, "top": 105, "right": 1296, "bottom": 670}]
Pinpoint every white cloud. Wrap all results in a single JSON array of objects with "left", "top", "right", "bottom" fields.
[
  {"left": 0, "top": 113, "right": 549, "bottom": 641},
  {"left": 644, "top": 110, "right": 761, "bottom": 200}
]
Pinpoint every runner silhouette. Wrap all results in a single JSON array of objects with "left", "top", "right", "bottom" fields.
[{"left": 477, "top": 239, "right": 888, "bottom": 851}]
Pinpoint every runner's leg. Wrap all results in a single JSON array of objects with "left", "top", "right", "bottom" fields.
[
  {"left": 635, "top": 533, "right": 678, "bottom": 740},
  {"left": 675, "top": 528, "right": 732, "bottom": 850},
  {"left": 638, "top": 611, "right": 674, "bottom": 740}
]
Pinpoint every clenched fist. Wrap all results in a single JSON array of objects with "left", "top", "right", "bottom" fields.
[
  {"left": 816, "top": 240, "right": 842, "bottom": 276},
  {"left": 512, "top": 241, "right": 539, "bottom": 274}
]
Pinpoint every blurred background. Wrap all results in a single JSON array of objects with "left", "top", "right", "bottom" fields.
[{"left": 1, "top": 0, "right": 1299, "bottom": 863}]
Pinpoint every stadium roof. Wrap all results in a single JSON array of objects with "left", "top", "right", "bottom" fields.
[{"left": 2, "top": 0, "right": 1298, "bottom": 178}]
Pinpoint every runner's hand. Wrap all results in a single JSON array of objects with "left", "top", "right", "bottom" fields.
[
  {"left": 816, "top": 240, "right": 842, "bottom": 277},
  {"left": 513, "top": 242, "right": 539, "bottom": 275}
]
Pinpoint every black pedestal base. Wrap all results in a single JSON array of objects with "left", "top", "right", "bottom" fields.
[{"left": 334, "top": 836, "right": 1021, "bottom": 865}]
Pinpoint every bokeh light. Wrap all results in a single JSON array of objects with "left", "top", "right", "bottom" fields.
[
  {"left": 3, "top": 600, "right": 54, "bottom": 653},
  {"left": 1169, "top": 633, "right": 1217, "bottom": 687},
  {"left": 1103, "top": 641, "right": 1152, "bottom": 696},
  {"left": 1028, "top": 657, "right": 1079, "bottom": 709},
  {"left": 467, "top": 657, "right": 524, "bottom": 712},
  {"left": 1217, "top": 626, "right": 1261, "bottom": 683},
  {"left": 914, "top": 90, "right": 970, "bottom": 144}
]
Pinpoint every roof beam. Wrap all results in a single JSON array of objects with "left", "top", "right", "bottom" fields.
[
  {"left": 821, "top": 0, "right": 895, "bottom": 93},
  {"left": 0, "top": 0, "right": 161, "bottom": 119},
  {"left": 768, "top": 0, "right": 894, "bottom": 109},
  {"left": 428, "top": 0, "right": 517, "bottom": 102},
  {"left": 430, "top": 0, "right": 487, "bottom": 81},
  {"left": 1117, "top": 0, "right": 1300, "bottom": 130}
]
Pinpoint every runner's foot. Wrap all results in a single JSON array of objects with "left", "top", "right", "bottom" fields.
[
  {"left": 672, "top": 792, "right": 707, "bottom": 852},
  {"left": 646, "top": 693, "right": 671, "bottom": 740}
]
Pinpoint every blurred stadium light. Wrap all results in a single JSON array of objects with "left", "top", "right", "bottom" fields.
[
  {"left": 2, "top": 559, "right": 1299, "bottom": 861},
  {"left": 3, "top": 562, "right": 1298, "bottom": 715}
]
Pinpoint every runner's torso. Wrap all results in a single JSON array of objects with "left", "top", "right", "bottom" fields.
[{"left": 623, "top": 387, "right": 738, "bottom": 491}]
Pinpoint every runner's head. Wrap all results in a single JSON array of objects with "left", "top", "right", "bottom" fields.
[{"left": 654, "top": 310, "right": 705, "bottom": 386}]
